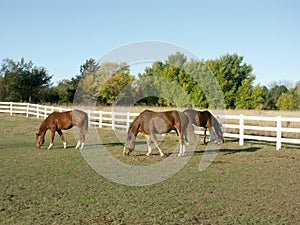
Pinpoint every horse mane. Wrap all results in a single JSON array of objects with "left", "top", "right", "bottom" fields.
[
  {"left": 210, "top": 113, "right": 221, "bottom": 130},
  {"left": 128, "top": 112, "right": 143, "bottom": 137},
  {"left": 37, "top": 118, "right": 48, "bottom": 135}
]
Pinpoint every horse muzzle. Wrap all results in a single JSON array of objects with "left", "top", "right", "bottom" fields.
[{"left": 123, "top": 146, "right": 133, "bottom": 156}]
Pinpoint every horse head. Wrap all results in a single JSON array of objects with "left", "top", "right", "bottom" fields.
[
  {"left": 212, "top": 117, "right": 224, "bottom": 144},
  {"left": 123, "top": 138, "right": 135, "bottom": 156},
  {"left": 36, "top": 133, "right": 45, "bottom": 148}
]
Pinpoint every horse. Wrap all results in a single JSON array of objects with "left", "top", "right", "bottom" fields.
[
  {"left": 36, "top": 109, "right": 88, "bottom": 150},
  {"left": 123, "top": 110, "right": 196, "bottom": 157},
  {"left": 183, "top": 109, "right": 224, "bottom": 144}
]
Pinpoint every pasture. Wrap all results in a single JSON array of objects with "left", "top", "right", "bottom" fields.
[{"left": 1, "top": 114, "right": 299, "bottom": 224}]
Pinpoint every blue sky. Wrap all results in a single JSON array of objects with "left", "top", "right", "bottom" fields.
[{"left": 0, "top": 0, "right": 299, "bottom": 87}]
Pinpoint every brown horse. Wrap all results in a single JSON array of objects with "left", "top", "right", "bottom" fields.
[
  {"left": 183, "top": 109, "right": 224, "bottom": 144},
  {"left": 36, "top": 109, "right": 88, "bottom": 149},
  {"left": 123, "top": 110, "right": 195, "bottom": 157}
]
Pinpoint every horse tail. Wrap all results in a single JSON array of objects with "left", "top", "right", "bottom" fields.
[
  {"left": 180, "top": 112, "right": 197, "bottom": 145},
  {"left": 186, "top": 118, "right": 197, "bottom": 145},
  {"left": 82, "top": 112, "right": 89, "bottom": 135}
]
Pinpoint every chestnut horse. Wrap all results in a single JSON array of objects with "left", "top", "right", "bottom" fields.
[
  {"left": 36, "top": 109, "right": 88, "bottom": 149},
  {"left": 183, "top": 109, "right": 224, "bottom": 144},
  {"left": 123, "top": 110, "right": 195, "bottom": 157}
]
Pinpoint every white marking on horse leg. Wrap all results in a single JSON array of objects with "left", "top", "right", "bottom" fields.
[
  {"left": 48, "top": 143, "right": 53, "bottom": 150},
  {"left": 146, "top": 145, "right": 152, "bottom": 156},
  {"left": 178, "top": 144, "right": 182, "bottom": 156},
  {"left": 145, "top": 135, "right": 152, "bottom": 156},
  {"left": 80, "top": 142, "right": 85, "bottom": 149},
  {"left": 153, "top": 141, "right": 164, "bottom": 156},
  {"left": 75, "top": 141, "right": 81, "bottom": 149},
  {"left": 178, "top": 144, "right": 185, "bottom": 156},
  {"left": 157, "top": 146, "right": 165, "bottom": 157},
  {"left": 63, "top": 142, "right": 67, "bottom": 149}
]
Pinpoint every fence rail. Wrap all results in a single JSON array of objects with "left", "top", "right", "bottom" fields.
[{"left": 1, "top": 102, "right": 299, "bottom": 150}]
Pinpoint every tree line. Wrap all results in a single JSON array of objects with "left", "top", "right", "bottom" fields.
[{"left": 0, "top": 53, "right": 299, "bottom": 110}]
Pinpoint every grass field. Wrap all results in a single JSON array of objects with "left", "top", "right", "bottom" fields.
[{"left": 1, "top": 114, "right": 300, "bottom": 224}]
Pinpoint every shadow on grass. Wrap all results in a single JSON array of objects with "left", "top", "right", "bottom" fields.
[{"left": 194, "top": 146, "right": 261, "bottom": 155}]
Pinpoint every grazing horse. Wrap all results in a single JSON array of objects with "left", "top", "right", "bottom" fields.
[
  {"left": 183, "top": 109, "right": 224, "bottom": 144},
  {"left": 36, "top": 109, "right": 88, "bottom": 149},
  {"left": 123, "top": 110, "right": 195, "bottom": 157}
]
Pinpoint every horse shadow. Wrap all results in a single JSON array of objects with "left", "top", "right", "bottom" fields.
[{"left": 193, "top": 146, "right": 261, "bottom": 155}]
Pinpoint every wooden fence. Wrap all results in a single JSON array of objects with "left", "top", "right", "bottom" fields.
[{"left": 1, "top": 102, "right": 299, "bottom": 150}]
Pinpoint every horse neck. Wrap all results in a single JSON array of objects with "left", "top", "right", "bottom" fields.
[
  {"left": 211, "top": 115, "right": 222, "bottom": 135},
  {"left": 38, "top": 120, "right": 48, "bottom": 136},
  {"left": 128, "top": 119, "right": 140, "bottom": 138}
]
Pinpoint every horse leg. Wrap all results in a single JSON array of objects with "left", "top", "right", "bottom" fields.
[
  {"left": 150, "top": 133, "right": 164, "bottom": 157},
  {"left": 203, "top": 128, "right": 208, "bottom": 145},
  {"left": 209, "top": 127, "right": 216, "bottom": 143},
  {"left": 145, "top": 135, "right": 152, "bottom": 156},
  {"left": 178, "top": 144, "right": 186, "bottom": 157},
  {"left": 75, "top": 128, "right": 85, "bottom": 149},
  {"left": 48, "top": 128, "right": 56, "bottom": 149},
  {"left": 177, "top": 130, "right": 185, "bottom": 156},
  {"left": 57, "top": 129, "right": 67, "bottom": 149}
]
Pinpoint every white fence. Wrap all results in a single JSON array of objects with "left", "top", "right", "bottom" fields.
[{"left": 1, "top": 102, "right": 299, "bottom": 150}]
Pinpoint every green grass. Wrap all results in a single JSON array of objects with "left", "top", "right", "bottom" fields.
[{"left": 0, "top": 114, "right": 299, "bottom": 224}]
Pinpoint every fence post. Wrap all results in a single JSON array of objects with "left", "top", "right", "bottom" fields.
[
  {"left": 87, "top": 110, "right": 91, "bottom": 127},
  {"left": 112, "top": 111, "right": 115, "bottom": 130},
  {"left": 37, "top": 104, "right": 39, "bottom": 118},
  {"left": 239, "top": 114, "right": 244, "bottom": 146},
  {"left": 126, "top": 112, "right": 130, "bottom": 130},
  {"left": 276, "top": 116, "right": 282, "bottom": 150},
  {"left": 26, "top": 103, "right": 29, "bottom": 117},
  {"left": 44, "top": 105, "right": 47, "bottom": 118},
  {"left": 99, "top": 111, "right": 103, "bottom": 128},
  {"left": 10, "top": 102, "right": 13, "bottom": 116}
]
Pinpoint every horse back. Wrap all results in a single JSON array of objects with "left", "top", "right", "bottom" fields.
[
  {"left": 183, "top": 109, "right": 211, "bottom": 128},
  {"left": 137, "top": 110, "right": 187, "bottom": 134}
]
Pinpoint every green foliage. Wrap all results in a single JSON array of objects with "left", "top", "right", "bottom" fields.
[
  {"left": 167, "top": 51, "right": 187, "bottom": 69},
  {"left": 207, "top": 54, "right": 254, "bottom": 109},
  {"left": 276, "top": 89, "right": 300, "bottom": 110},
  {"left": 235, "top": 76, "right": 265, "bottom": 110},
  {"left": 97, "top": 64, "right": 135, "bottom": 105},
  {"left": 74, "top": 60, "right": 135, "bottom": 106},
  {"left": 264, "top": 85, "right": 288, "bottom": 110},
  {"left": 1, "top": 55, "right": 298, "bottom": 110},
  {"left": 0, "top": 58, "right": 52, "bottom": 102}
]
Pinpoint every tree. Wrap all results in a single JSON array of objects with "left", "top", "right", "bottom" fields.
[
  {"left": 276, "top": 82, "right": 300, "bottom": 110},
  {"left": 264, "top": 85, "right": 288, "bottom": 110},
  {"left": 0, "top": 58, "right": 52, "bottom": 102},
  {"left": 207, "top": 54, "right": 254, "bottom": 109},
  {"left": 97, "top": 65, "right": 135, "bottom": 105},
  {"left": 276, "top": 90, "right": 299, "bottom": 110},
  {"left": 137, "top": 60, "right": 193, "bottom": 107},
  {"left": 55, "top": 79, "right": 74, "bottom": 103},
  {"left": 235, "top": 76, "right": 265, "bottom": 109},
  {"left": 166, "top": 52, "right": 187, "bottom": 69}
]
